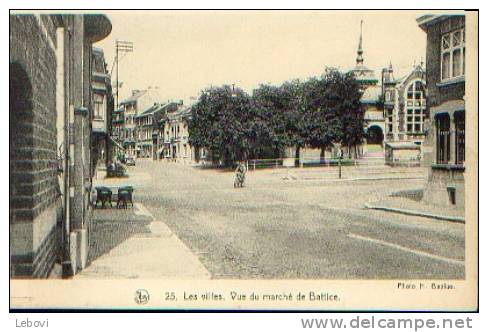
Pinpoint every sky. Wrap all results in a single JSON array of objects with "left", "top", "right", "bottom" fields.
[{"left": 94, "top": 10, "right": 429, "bottom": 105}]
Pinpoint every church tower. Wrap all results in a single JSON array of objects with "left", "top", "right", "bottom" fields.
[
  {"left": 356, "top": 20, "right": 364, "bottom": 66},
  {"left": 349, "top": 20, "right": 378, "bottom": 92}
]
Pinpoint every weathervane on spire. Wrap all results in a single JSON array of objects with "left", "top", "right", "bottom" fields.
[{"left": 356, "top": 20, "right": 364, "bottom": 66}]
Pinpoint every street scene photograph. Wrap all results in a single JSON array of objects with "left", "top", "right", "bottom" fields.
[{"left": 9, "top": 10, "right": 477, "bottom": 310}]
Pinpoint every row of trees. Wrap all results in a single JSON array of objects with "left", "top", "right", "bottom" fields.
[{"left": 188, "top": 68, "right": 366, "bottom": 166}]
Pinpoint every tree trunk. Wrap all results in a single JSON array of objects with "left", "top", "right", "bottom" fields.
[
  {"left": 295, "top": 146, "right": 300, "bottom": 167},
  {"left": 320, "top": 147, "right": 326, "bottom": 164}
]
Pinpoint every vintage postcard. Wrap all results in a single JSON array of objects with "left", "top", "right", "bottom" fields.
[{"left": 9, "top": 9, "right": 478, "bottom": 311}]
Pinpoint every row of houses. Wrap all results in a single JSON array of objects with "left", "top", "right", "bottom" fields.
[
  {"left": 112, "top": 90, "right": 202, "bottom": 163},
  {"left": 10, "top": 14, "right": 114, "bottom": 278}
]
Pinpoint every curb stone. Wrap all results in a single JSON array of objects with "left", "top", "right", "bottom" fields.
[
  {"left": 364, "top": 203, "right": 465, "bottom": 223},
  {"left": 296, "top": 176, "right": 425, "bottom": 182}
]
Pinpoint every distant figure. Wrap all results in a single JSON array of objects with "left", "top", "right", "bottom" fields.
[
  {"left": 109, "top": 159, "right": 116, "bottom": 171},
  {"left": 234, "top": 161, "right": 247, "bottom": 188}
]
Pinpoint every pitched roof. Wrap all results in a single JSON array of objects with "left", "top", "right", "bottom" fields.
[
  {"left": 134, "top": 102, "right": 171, "bottom": 118},
  {"left": 120, "top": 90, "right": 147, "bottom": 105},
  {"left": 350, "top": 64, "right": 378, "bottom": 84},
  {"left": 397, "top": 65, "right": 425, "bottom": 87}
]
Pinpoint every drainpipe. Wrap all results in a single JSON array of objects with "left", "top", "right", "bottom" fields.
[{"left": 62, "top": 20, "right": 73, "bottom": 278}]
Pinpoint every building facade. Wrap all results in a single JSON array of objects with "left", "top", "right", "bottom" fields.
[
  {"left": 349, "top": 21, "right": 428, "bottom": 164},
  {"left": 135, "top": 103, "right": 166, "bottom": 158},
  {"left": 91, "top": 47, "right": 114, "bottom": 169},
  {"left": 381, "top": 63, "right": 427, "bottom": 165},
  {"left": 159, "top": 103, "right": 201, "bottom": 163},
  {"left": 10, "top": 14, "right": 112, "bottom": 277},
  {"left": 382, "top": 63, "right": 427, "bottom": 145},
  {"left": 119, "top": 88, "right": 161, "bottom": 158},
  {"left": 418, "top": 14, "right": 466, "bottom": 208},
  {"left": 111, "top": 106, "right": 125, "bottom": 160}
]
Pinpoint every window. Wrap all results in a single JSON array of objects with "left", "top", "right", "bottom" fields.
[
  {"left": 436, "top": 113, "right": 451, "bottom": 164},
  {"left": 455, "top": 111, "right": 465, "bottom": 164},
  {"left": 405, "top": 80, "right": 426, "bottom": 134},
  {"left": 385, "top": 108, "right": 394, "bottom": 134},
  {"left": 441, "top": 28, "right": 465, "bottom": 81},
  {"left": 94, "top": 94, "right": 104, "bottom": 120}
]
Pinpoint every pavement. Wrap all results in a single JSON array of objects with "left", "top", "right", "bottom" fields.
[
  {"left": 94, "top": 160, "right": 464, "bottom": 280},
  {"left": 77, "top": 173, "right": 210, "bottom": 279}
]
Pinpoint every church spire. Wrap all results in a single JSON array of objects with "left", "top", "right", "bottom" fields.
[{"left": 356, "top": 20, "right": 364, "bottom": 66}]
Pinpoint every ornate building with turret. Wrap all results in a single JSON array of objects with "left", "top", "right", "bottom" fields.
[
  {"left": 349, "top": 21, "right": 427, "bottom": 165},
  {"left": 349, "top": 21, "right": 385, "bottom": 155}
]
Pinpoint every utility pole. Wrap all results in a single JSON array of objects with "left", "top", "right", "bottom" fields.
[{"left": 114, "top": 40, "right": 134, "bottom": 110}]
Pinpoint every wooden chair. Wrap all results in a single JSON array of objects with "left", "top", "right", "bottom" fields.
[
  {"left": 117, "top": 186, "right": 134, "bottom": 209},
  {"left": 95, "top": 186, "right": 112, "bottom": 208}
]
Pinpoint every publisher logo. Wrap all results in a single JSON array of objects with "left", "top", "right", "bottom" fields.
[{"left": 134, "top": 289, "right": 150, "bottom": 305}]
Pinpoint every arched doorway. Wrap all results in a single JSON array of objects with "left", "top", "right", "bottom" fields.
[
  {"left": 365, "top": 125, "right": 384, "bottom": 156},
  {"left": 366, "top": 125, "right": 384, "bottom": 145}
]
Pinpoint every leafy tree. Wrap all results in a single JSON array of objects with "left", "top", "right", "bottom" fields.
[
  {"left": 251, "top": 80, "right": 308, "bottom": 161},
  {"left": 251, "top": 84, "right": 287, "bottom": 158},
  {"left": 188, "top": 69, "right": 364, "bottom": 167},
  {"left": 280, "top": 80, "right": 307, "bottom": 161},
  {"left": 188, "top": 85, "right": 254, "bottom": 166},
  {"left": 302, "top": 68, "right": 365, "bottom": 160},
  {"left": 324, "top": 70, "right": 365, "bottom": 157}
]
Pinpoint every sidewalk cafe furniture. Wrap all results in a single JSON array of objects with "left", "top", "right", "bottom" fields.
[
  {"left": 117, "top": 186, "right": 134, "bottom": 209},
  {"left": 95, "top": 186, "right": 112, "bottom": 208}
]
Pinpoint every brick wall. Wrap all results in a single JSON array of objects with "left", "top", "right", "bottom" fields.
[{"left": 10, "top": 14, "right": 61, "bottom": 277}]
